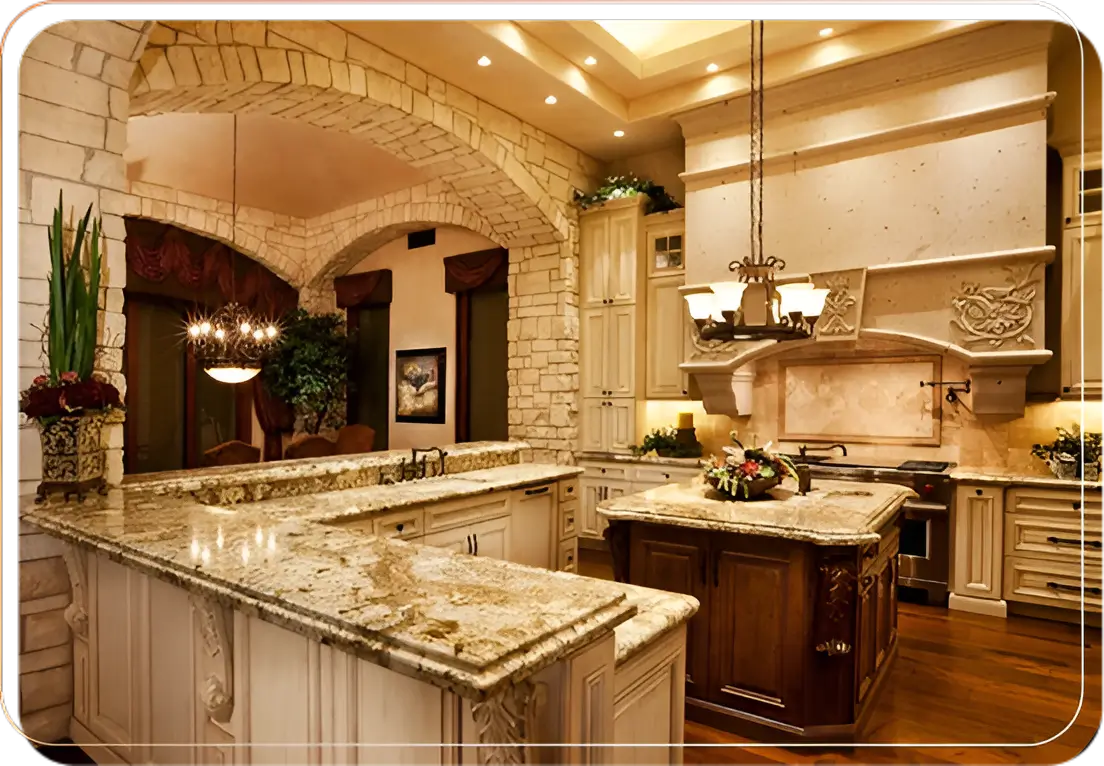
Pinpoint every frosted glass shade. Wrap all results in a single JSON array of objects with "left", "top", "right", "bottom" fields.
[
  {"left": 205, "top": 366, "right": 261, "bottom": 384},
  {"left": 684, "top": 292, "right": 716, "bottom": 321},
  {"left": 777, "top": 283, "right": 830, "bottom": 318},
  {"left": 709, "top": 282, "right": 747, "bottom": 316}
]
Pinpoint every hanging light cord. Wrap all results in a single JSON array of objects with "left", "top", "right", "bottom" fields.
[{"left": 749, "top": 19, "right": 765, "bottom": 267}]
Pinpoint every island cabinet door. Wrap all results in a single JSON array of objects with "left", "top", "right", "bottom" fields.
[
  {"left": 510, "top": 485, "right": 555, "bottom": 569},
  {"left": 705, "top": 535, "right": 807, "bottom": 726},
  {"left": 628, "top": 525, "right": 711, "bottom": 698}
]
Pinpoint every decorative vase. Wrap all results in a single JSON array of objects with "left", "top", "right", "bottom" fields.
[
  {"left": 1047, "top": 457, "right": 1078, "bottom": 481},
  {"left": 1084, "top": 463, "right": 1101, "bottom": 482},
  {"left": 706, "top": 473, "right": 782, "bottom": 501},
  {"left": 37, "top": 413, "right": 107, "bottom": 501}
]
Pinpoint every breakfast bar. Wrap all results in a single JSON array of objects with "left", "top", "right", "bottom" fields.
[{"left": 599, "top": 479, "right": 914, "bottom": 741}]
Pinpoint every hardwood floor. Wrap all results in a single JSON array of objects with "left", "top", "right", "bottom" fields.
[{"left": 684, "top": 603, "right": 1101, "bottom": 764}]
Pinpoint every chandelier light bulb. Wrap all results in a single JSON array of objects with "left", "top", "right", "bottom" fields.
[
  {"left": 188, "top": 324, "right": 201, "bottom": 337},
  {"left": 266, "top": 326, "right": 277, "bottom": 338},
  {"left": 252, "top": 329, "right": 264, "bottom": 340},
  {"left": 240, "top": 322, "right": 251, "bottom": 333},
  {"left": 214, "top": 328, "right": 226, "bottom": 340},
  {"left": 199, "top": 322, "right": 211, "bottom": 335}
]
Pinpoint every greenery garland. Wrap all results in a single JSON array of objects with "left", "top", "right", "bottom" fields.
[{"left": 573, "top": 174, "right": 682, "bottom": 215}]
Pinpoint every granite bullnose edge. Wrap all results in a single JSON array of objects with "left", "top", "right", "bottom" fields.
[
  {"left": 951, "top": 469, "right": 1104, "bottom": 492},
  {"left": 613, "top": 584, "right": 699, "bottom": 667}
]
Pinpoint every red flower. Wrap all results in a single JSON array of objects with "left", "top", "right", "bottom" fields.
[
  {"left": 32, "top": 375, "right": 48, "bottom": 386},
  {"left": 739, "top": 460, "right": 761, "bottom": 477},
  {"left": 60, "top": 371, "right": 79, "bottom": 383},
  {"left": 20, "top": 377, "right": 121, "bottom": 420}
]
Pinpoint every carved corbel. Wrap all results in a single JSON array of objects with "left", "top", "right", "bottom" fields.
[
  {"left": 471, "top": 680, "right": 546, "bottom": 766},
  {"left": 61, "top": 544, "right": 88, "bottom": 638},
  {"left": 191, "top": 594, "right": 234, "bottom": 724},
  {"left": 813, "top": 559, "right": 856, "bottom": 656}
]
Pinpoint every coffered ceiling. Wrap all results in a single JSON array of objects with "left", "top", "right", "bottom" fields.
[{"left": 339, "top": 19, "right": 992, "bottom": 160}]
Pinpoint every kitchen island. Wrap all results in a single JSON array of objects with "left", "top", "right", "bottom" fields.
[
  {"left": 598, "top": 478, "right": 914, "bottom": 741},
  {"left": 19, "top": 443, "right": 697, "bottom": 765}
]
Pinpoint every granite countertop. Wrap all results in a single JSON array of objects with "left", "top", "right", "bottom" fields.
[
  {"left": 597, "top": 479, "right": 915, "bottom": 545},
  {"left": 20, "top": 462, "right": 626, "bottom": 702},
  {"left": 576, "top": 451, "right": 704, "bottom": 469},
  {"left": 612, "top": 584, "right": 699, "bottom": 666},
  {"left": 951, "top": 469, "right": 1103, "bottom": 492}
]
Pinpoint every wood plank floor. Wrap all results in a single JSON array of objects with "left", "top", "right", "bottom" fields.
[{"left": 684, "top": 603, "right": 1101, "bottom": 764}]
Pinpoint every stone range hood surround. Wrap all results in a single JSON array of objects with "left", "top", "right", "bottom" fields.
[{"left": 681, "top": 245, "right": 1055, "bottom": 419}]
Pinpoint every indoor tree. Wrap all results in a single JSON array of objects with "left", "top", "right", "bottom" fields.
[{"left": 262, "top": 308, "right": 350, "bottom": 434}]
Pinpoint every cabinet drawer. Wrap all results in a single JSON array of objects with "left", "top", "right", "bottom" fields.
[
  {"left": 558, "top": 538, "right": 578, "bottom": 572},
  {"left": 631, "top": 465, "right": 698, "bottom": 487},
  {"left": 425, "top": 493, "right": 509, "bottom": 532},
  {"left": 372, "top": 508, "right": 425, "bottom": 540},
  {"left": 581, "top": 463, "right": 630, "bottom": 482},
  {"left": 1003, "top": 556, "right": 1102, "bottom": 610},
  {"left": 1007, "top": 488, "right": 1102, "bottom": 518},
  {"left": 1004, "top": 514, "right": 1102, "bottom": 562},
  {"left": 559, "top": 479, "right": 579, "bottom": 503},
  {"left": 559, "top": 499, "right": 578, "bottom": 540}
]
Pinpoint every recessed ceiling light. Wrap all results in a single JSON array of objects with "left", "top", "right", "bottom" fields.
[
  {"left": 584, "top": 56, "right": 598, "bottom": 66},
  {"left": 706, "top": 63, "right": 719, "bottom": 73},
  {"left": 545, "top": 95, "right": 557, "bottom": 105},
  {"left": 613, "top": 130, "right": 625, "bottom": 138},
  {"left": 819, "top": 27, "right": 834, "bottom": 37},
  {"left": 477, "top": 56, "right": 492, "bottom": 66}
]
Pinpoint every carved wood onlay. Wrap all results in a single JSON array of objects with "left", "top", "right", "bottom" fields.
[
  {"left": 814, "top": 269, "right": 866, "bottom": 341},
  {"left": 61, "top": 544, "right": 88, "bottom": 638},
  {"left": 472, "top": 681, "right": 544, "bottom": 766},
  {"left": 191, "top": 594, "right": 234, "bottom": 724},
  {"left": 950, "top": 264, "right": 1040, "bottom": 348},
  {"left": 813, "top": 558, "right": 857, "bottom": 656}
]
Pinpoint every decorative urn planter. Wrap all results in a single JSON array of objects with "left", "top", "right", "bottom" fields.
[
  {"left": 706, "top": 473, "right": 782, "bottom": 501},
  {"left": 37, "top": 413, "right": 107, "bottom": 501}
]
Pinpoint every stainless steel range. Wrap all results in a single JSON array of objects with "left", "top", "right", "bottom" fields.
[{"left": 786, "top": 449, "right": 954, "bottom": 605}]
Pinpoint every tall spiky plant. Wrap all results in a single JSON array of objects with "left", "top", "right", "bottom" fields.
[{"left": 46, "top": 192, "right": 102, "bottom": 384}]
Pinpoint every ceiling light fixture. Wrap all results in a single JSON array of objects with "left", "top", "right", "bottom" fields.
[
  {"left": 613, "top": 130, "right": 625, "bottom": 138},
  {"left": 685, "top": 20, "right": 827, "bottom": 344},
  {"left": 706, "top": 62, "right": 719, "bottom": 73},
  {"left": 584, "top": 56, "right": 598, "bottom": 66},
  {"left": 545, "top": 95, "right": 557, "bottom": 105},
  {"left": 819, "top": 27, "right": 834, "bottom": 37},
  {"left": 477, "top": 56, "right": 492, "bottom": 66}
]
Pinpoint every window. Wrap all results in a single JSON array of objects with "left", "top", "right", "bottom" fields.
[{"left": 653, "top": 233, "right": 683, "bottom": 271}]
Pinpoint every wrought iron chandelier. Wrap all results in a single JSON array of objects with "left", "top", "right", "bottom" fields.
[
  {"left": 185, "top": 115, "right": 279, "bottom": 383},
  {"left": 685, "top": 20, "right": 829, "bottom": 343}
]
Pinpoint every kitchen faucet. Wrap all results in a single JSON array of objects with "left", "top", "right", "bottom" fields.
[{"left": 799, "top": 443, "right": 848, "bottom": 458}]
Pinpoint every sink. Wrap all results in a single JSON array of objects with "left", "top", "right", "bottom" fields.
[{"left": 782, "top": 454, "right": 831, "bottom": 464}]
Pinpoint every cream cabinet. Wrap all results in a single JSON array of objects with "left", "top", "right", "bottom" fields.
[
  {"left": 949, "top": 485, "right": 1006, "bottom": 617},
  {"left": 1060, "top": 223, "right": 1102, "bottom": 397},
  {"left": 581, "top": 400, "right": 635, "bottom": 456},
  {"left": 1062, "top": 151, "right": 1102, "bottom": 229},
  {"left": 510, "top": 484, "right": 556, "bottom": 570},
  {"left": 578, "top": 461, "right": 701, "bottom": 540},
  {"left": 580, "top": 199, "right": 643, "bottom": 308},
  {"left": 646, "top": 275, "right": 691, "bottom": 399}
]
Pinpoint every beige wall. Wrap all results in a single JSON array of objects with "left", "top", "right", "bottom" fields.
[
  {"left": 348, "top": 225, "right": 499, "bottom": 450},
  {"left": 604, "top": 143, "right": 686, "bottom": 204},
  {"left": 1048, "top": 23, "right": 1102, "bottom": 155}
]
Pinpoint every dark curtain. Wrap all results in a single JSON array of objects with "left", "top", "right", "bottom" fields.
[
  {"left": 334, "top": 269, "right": 393, "bottom": 309},
  {"left": 125, "top": 218, "right": 300, "bottom": 459},
  {"left": 443, "top": 248, "right": 509, "bottom": 442}
]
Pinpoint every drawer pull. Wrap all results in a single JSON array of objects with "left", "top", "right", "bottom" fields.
[
  {"left": 1046, "top": 536, "right": 1102, "bottom": 549},
  {"left": 565, "top": 486, "right": 574, "bottom": 494},
  {"left": 396, "top": 523, "right": 404, "bottom": 532},
  {"left": 525, "top": 486, "right": 550, "bottom": 496},
  {"left": 1046, "top": 581, "right": 1102, "bottom": 595},
  {"left": 975, "top": 489, "right": 984, "bottom": 496},
  {"left": 1073, "top": 501, "right": 1083, "bottom": 511},
  {"left": 815, "top": 639, "right": 852, "bottom": 656}
]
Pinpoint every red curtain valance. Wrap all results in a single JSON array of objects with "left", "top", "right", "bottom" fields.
[
  {"left": 334, "top": 269, "right": 393, "bottom": 309},
  {"left": 124, "top": 218, "right": 298, "bottom": 318},
  {"left": 443, "top": 248, "right": 508, "bottom": 294}
]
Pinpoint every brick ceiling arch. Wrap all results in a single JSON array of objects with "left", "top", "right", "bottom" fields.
[{"left": 128, "top": 21, "right": 584, "bottom": 248}]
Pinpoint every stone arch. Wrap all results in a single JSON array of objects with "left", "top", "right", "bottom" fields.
[{"left": 128, "top": 21, "right": 572, "bottom": 247}]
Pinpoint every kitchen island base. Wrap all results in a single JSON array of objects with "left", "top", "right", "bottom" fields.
[{"left": 606, "top": 509, "right": 901, "bottom": 742}]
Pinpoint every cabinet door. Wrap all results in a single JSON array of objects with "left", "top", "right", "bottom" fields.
[
  {"left": 646, "top": 276, "right": 688, "bottom": 399},
  {"left": 581, "top": 308, "right": 609, "bottom": 397},
  {"left": 628, "top": 525, "right": 710, "bottom": 699},
  {"left": 581, "top": 214, "right": 610, "bottom": 307},
  {"left": 470, "top": 514, "right": 511, "bottom": 560},
  {"left": 855, "top": 571, "right": 878, "bottom": 704},
  {"left": 511, "top": 485, "right": 555, "bottom": 569},
  {"left": 607, "top": 206, "right": 640, "bottom": 305},
  {"left": 952, "top": 485, "right": 1005, "bottom": 600},
  {"left": 580, "top": 398, "right": 606, "bottom": 453},
  {"left": 606, "top": 400, "right": 635, "bottom": 454},
  {"left": 606, "top": 305, "right": 636, "bottom": 397},
  {"left": 423, "top": 524, "right": 474, "bottom": 555},
  {"left": 706, "top": 535, "right": 805, "bottom": 725},
  {"left": 579, "top": 480, "right": 605, "bottom": 538},
  {"left": 1062, "top": 224, "right": 1103, "bottom": 396}
]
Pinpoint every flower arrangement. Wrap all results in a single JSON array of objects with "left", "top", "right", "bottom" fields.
[
  {"left": 632, "top": 426, "right": 703, "bottom": 459},
  {"left": 1031, "top": 424, "right": 1102, "bottom": 481},
  {"left": 21, "top": 373, "right": 122, "bottom": 425},
  {"left": 703, "top": 433, "right": 800, "bottom": 500},
  {"left": 572, "top": 174, "right": 682, "bottom": 215}
]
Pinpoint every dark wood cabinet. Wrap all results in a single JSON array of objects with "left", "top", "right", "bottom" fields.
[{"left": 612, "top": 514, "right": 901, "bottom": 741}]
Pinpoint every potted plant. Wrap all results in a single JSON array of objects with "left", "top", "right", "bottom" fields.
[
  {"left": 703, "top": 433, "right": 799, "bottom": 500},
  {"left": 572, "top": 174, "right": 682, "bottom": 215},
  {"left": 262, "top": 309, "right": 350, "bottom": 435},
  {"left": 1032, "top": 424, "right": 1102, "bottom": 481},
  {"left": 632, "top": 426, "right": 703, "bottom": 458},
  {"left": 20, "top": 193, "right": 122, "bottom": 501}
]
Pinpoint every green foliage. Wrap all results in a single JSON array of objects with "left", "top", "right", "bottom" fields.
[
  {"left": 1032, "top": 423, "right": 1102, "bottom": 472},
  {"left": 632, "top": 426, "right": 702, "bottom": 458},
  {"left": 262, "top": 309, "right": 349, "bottom": 434},
  {"left": 46, "top": 192, "right": 102, "bottom": 384},
  {"left": 573, "top": 174, "right": 682, "bottom": 215}
]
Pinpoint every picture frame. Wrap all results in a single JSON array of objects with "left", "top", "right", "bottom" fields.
[{"left": 395, "top": 347, "right": 447, "bottom": 424}]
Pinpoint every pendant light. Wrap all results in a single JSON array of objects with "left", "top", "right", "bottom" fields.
[
  {"left": 186, "top": 116, "right": 279, "bottom": 383},
  {"left": 685, "top": 21, "right": 828, "bottom": 343}
]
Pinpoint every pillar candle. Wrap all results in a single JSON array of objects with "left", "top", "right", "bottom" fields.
[{"left": 677, "top": 412, "right": 694, "bottom": 429}]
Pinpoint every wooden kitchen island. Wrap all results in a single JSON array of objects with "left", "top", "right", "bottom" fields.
[{"left": 599, "top": 478, "right": 913, "bottom": 741}]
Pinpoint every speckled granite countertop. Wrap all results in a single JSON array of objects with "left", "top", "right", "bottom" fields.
[
  {"left": 951, "top": 469, "right": 1103, "bottom": 492},
  {"left": 613, "top": 584, "right": 698, "bottom": 666},
  {"left": 21, "top": 462, "right": 628, "bottom": 701},
  {"left": 597, "top": 479, "right": 914, "bottom": 545},
  {"left": 576, "top": 451, "right": 703, "bottom": 469}
]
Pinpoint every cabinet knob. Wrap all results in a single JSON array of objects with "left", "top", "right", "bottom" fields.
[
  {"left": 396, "top": 523, "right": 404, "bottom": 532},
  {"left": 1074, "top": 501, "right": 1083, "bottom": 511},
  {"left": 600, "top": 468, "right": 607, "bottom": 474},
  {"left": 975, "top": 489, "right": 983, "bottom": 496}
]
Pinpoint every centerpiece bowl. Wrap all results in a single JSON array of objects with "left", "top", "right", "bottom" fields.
[{"left": 702, "top": 434, "right": 799, "bottom": 501}]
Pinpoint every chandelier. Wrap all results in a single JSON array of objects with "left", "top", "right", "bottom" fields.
[
  {"left": 684, "top": 20, "right": 829, "bottom": 343},
  {"left": 184, "top": 115, "right": 280, "bottom": 383}
]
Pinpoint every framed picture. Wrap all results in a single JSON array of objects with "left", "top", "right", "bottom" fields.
[{"left": 395, "top": 347, "right": 447, "bottom": 424}]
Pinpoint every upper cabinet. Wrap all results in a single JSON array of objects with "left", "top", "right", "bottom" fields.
[
  {"left": 1063, "top": 153, "right": 1103, "bottom": 229},
  {"left": 644, "top": 210, "right": 689, "bottom": 400},
  {"left": 581, "top": 199, "right": 644, "bottom": 308},
  {"left": 1058, "top": 151, "right": 1103, "bottom": 399},
  {"left": 646, "top": 211, "right": 686, "bottom": 278}
]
